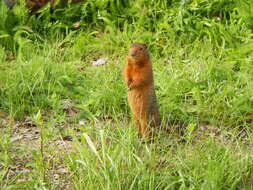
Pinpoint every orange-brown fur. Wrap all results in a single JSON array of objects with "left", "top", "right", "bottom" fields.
[{"left": 124, "top": 42, "right": 160, "bottom": 137}]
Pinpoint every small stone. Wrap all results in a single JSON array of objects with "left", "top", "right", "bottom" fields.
[
  {"left": 10, "top": 136, "right": 23, "bottom": 143},
  {"left": 79, "top": 119, "right": 87, "bottom": 126},
  {"left": 63, "top": 135, "right": 73, "bottom": 141},
  {"left": 91, "top": 58, "right": 108, "bottom": 66}
]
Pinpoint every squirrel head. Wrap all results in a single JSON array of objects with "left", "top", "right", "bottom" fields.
[{"left": 128, "top": 43, "right": 149, "bottom": 65}]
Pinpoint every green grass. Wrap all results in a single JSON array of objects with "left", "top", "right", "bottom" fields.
[{"left": 0, "top": 0, "right": 253, "bottom": 189}]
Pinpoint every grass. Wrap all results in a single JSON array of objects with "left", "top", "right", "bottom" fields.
[{"left": 0, "top": 0, "right": 253, "bottom": 189}]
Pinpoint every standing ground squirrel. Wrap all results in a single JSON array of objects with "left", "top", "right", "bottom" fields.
[{"left": 124, "top": 42, "right": 161, "bottom": 137}]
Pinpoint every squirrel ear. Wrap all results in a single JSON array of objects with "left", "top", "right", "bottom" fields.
[{"left": 143, "top": 44, "right": 148, "bottom": 49}]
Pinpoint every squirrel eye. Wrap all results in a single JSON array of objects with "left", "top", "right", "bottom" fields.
[{"left": 140, "top": 47, "right": 143, "bottom": 51}]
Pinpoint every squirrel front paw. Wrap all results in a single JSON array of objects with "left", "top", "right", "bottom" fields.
[
  {"left": 127, "top": 80, "right": 133, "bottom": 91},
  {"left": 128, "top": 84, "right": 136, "bottom": 91}
]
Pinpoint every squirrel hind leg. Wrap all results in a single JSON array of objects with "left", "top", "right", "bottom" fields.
[
  {"left": 139, "top": 114, "right": 151, "bottom": 137},
  {"left": 133, "top": 115, "right": 142, "bottom": 136},
  {"left": 140, "top": 122, "right": 148, "bottom": 137},
  {"left": 134, "top": 113, "right": 152, "bottom": 138}
]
